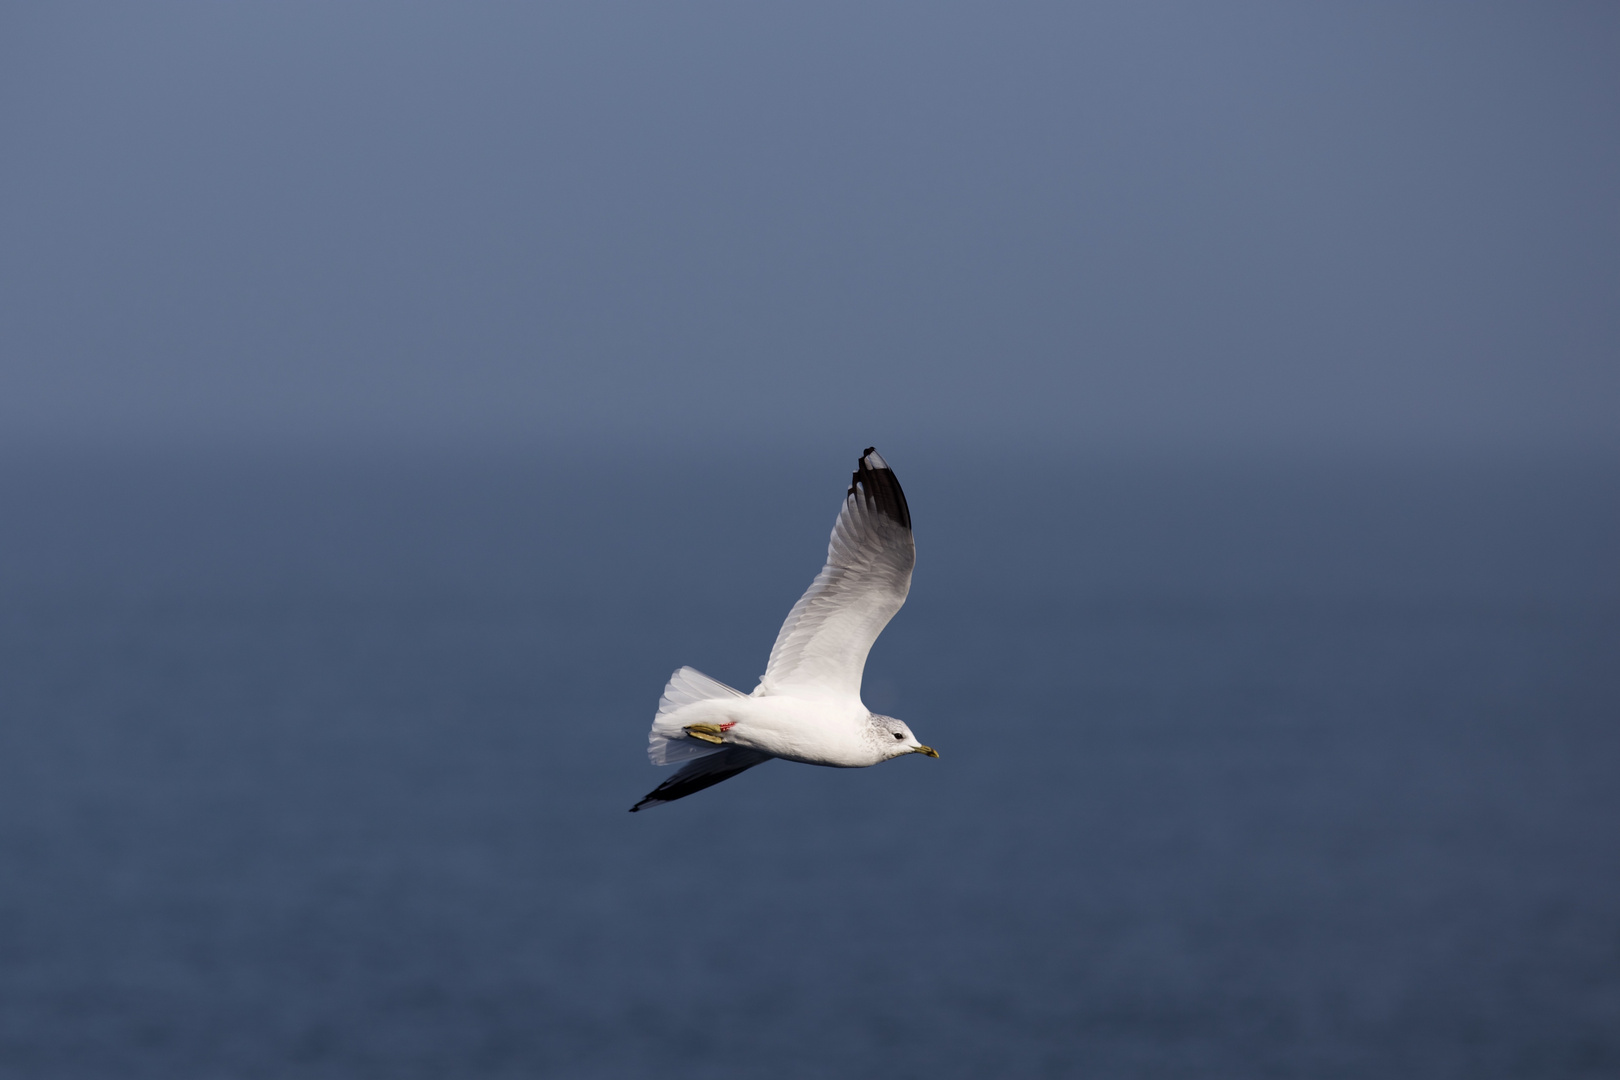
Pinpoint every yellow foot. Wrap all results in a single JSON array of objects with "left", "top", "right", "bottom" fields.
[{"left": 682, "top": 723, "right": 726, "bottom": 745}]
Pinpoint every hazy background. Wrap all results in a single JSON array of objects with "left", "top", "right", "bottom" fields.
[
  {"left": 2, "top": 1, "right": 1617, "bottom": 460},
  {"left": 2, "top": 4, "right": 1618, "bottom": 1079}
]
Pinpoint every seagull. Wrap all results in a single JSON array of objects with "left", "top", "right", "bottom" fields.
[{"left": 630, "top": 447, "right": 936, "bottom": 811}]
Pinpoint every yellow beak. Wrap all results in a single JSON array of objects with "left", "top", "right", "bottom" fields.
[{"left": 913, "top": 745, "right": 939, "bottom": 758}]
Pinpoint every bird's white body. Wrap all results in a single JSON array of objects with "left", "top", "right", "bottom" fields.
[
  {"left": 631, "top": 448, "right": 935, "bottom": 811},
  {"left": 652, "top": 694, "right": 899, "bottom": 769}
]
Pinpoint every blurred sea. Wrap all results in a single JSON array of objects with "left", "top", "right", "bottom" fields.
[{"left": 1, "top": 450, "right": 1616, "bottom": 1079}]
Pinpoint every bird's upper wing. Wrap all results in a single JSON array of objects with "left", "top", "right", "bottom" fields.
[{"left": 757, "top": 448, "right": 914, "bottom": 703}]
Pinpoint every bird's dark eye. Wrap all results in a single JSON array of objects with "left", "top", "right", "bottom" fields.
[{"left": 893, "top": 732, "right": 903, "bottom": 740}]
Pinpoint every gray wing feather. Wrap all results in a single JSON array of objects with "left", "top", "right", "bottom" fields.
[{"left": 758, "top": 448, "right": 914, "bottom": 703}]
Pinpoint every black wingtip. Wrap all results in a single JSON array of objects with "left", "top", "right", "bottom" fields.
[{"left": 848, "top": 447, "right": 911, "bottom": 531}]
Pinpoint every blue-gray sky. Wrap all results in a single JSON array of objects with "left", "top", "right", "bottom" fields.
[{"left": 2, "top": 2, "right": 1616, "bottom": 459}]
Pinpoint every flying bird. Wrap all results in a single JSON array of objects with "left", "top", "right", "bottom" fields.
[{"left": 631, "top": 448, "right": 936, "bottom": 811}]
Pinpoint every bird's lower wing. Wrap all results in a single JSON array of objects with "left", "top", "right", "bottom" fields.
[{"left": 628, "top": 746, "right": 773, "bottom": 811}]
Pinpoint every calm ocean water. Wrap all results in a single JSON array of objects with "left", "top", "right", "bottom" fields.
[{"left": 1, "top": 451, "right": 1616, "bottom": 1078}]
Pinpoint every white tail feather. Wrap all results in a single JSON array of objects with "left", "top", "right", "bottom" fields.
[{"left": 647, "top": 667, "right": 747, "bottom": 765}]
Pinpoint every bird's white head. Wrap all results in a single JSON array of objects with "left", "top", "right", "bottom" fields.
[{"left": 869, "top": 713, "right": 939, "bottom": 760}]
